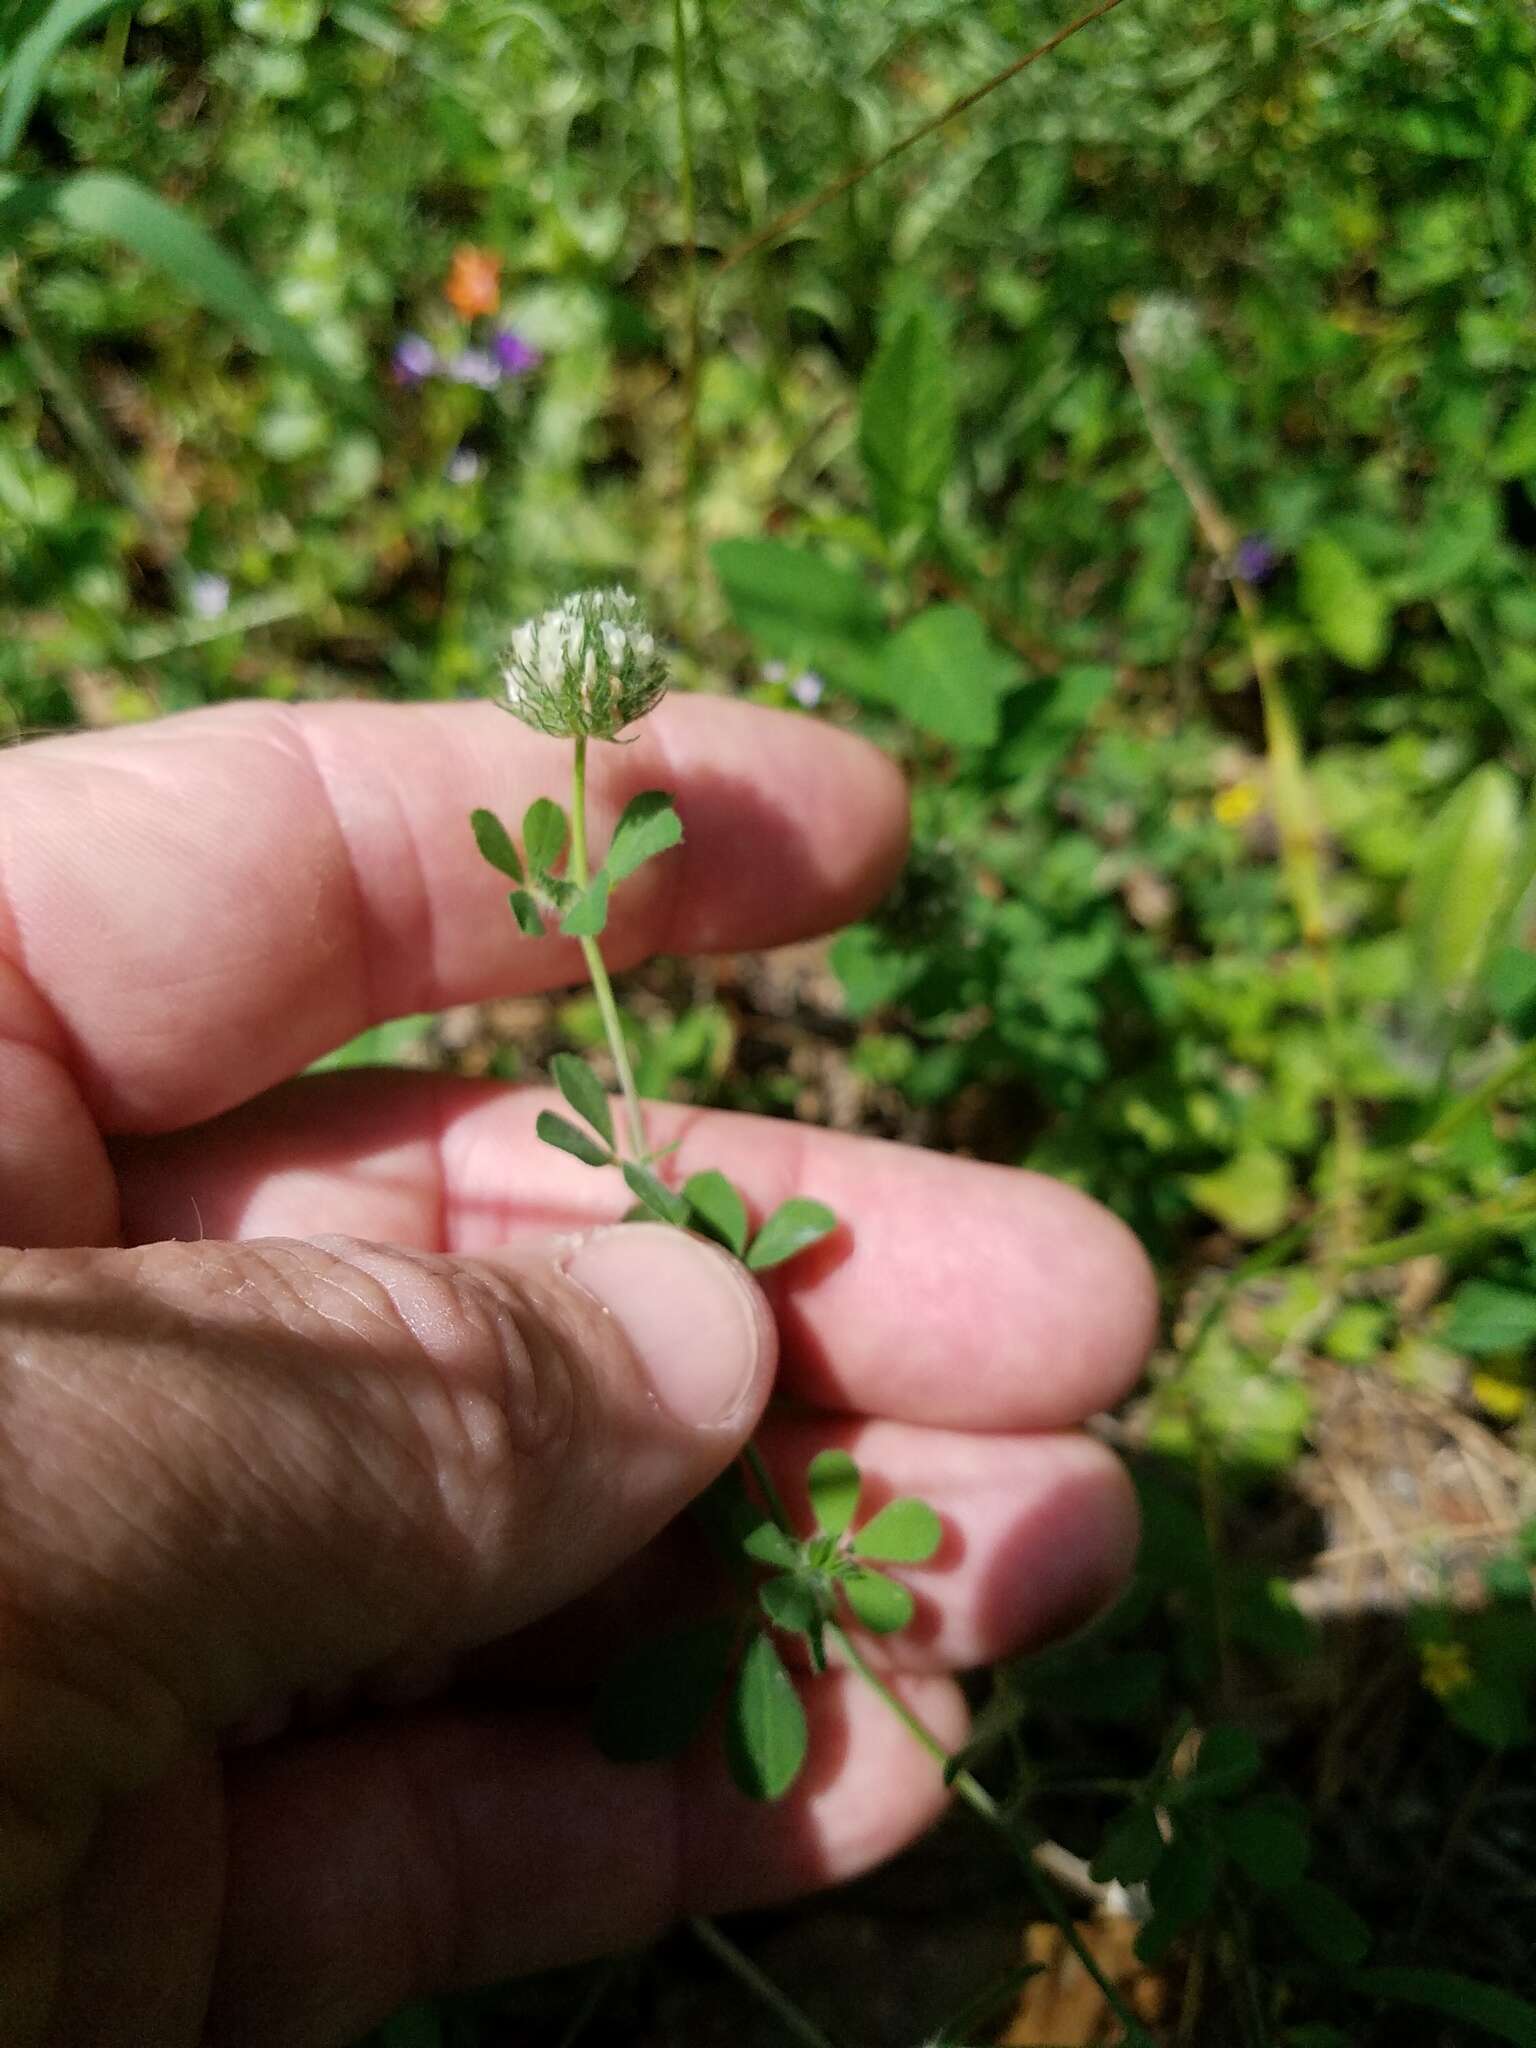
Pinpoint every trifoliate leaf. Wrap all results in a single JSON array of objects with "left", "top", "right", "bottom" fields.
[
  {"left": 759, "top": 1575, "right": 820, "bottom": 1634},
  {"left": 1090, "top": 1803, "right": 1167, "bottom": 1886},
  {"left": 605, "top": 790, "right": 683, "bottom": 886},
  {"left": 536, "top": 1109, "right": 611, "bottom": 1169},
  {"left": 851, "top": 1497, "right": 942, "bottom": 1564},
  {"left": 549, "top": 1052, "right": 614, "bottom": 1149},
  {"left": 727, "top": 1632, "right": 807, "bottom": 1801},
  {"left": 743, "top": 1521, "right": 800, "bottom": 1570},
  {"left": 683, "top": 1171, "right": 749, "bottom": 1257},
  {"left": 560, "top": 875, "right": 611, "bottom": 938},
  {"left": 522, "top": 797, "right": 568, "bottom": 876},
  {"left": 746, "top": 1198, "right": 837, "bottom": 1271},
  {"left": 842, "top": 1567, "right": 914, "bottom": 1634},
  {"left": 592, "top": 1618, "right": 734, "bottom": 1763},
  {"left": 508, "top": 890, "right": 545, "bottom": 937},
  {"left": 622, "top": 1161, "right": 690, "bottom": 1227},
  {"left": 806, "top": 1448, "right": 860, "bottom": 1536},
  {"left": 470, "top": 807, "right": 522, "bottom": 881}
]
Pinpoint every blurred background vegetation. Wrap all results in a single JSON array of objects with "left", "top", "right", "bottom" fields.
[{"left": 7, "top": 0, "right": 1536, "bottom": 2041}]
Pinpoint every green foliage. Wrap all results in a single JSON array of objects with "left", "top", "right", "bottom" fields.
[
  {"left": 534, "top": 1109, "right": 611, "bottom": 1169},
  {"left": 727, "top": 1632, "right": 807, "bottom": 1801},
  {"left": 744, "top": 1198, "right": 837, "bottom": 1271},
  {"left": 549, "top": 1051, "right": 614, "bottom": 1150},
  {"left": 602, "top": 790, "right": 682, "bottom": 885},
  {"left": 859, "top": 304, "right": 953, "bottom": 546},
  {"left": 681, "top": 1170, "right": 748, "bottom": 1256}
]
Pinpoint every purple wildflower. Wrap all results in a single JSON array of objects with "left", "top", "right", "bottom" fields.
[
  {"left": 392, "top": 332, "right": 438, "bottom": 385},
  {"left": 789, "top": 671, "right": 825, "bottom": 709},
  {"left": 1234, "top": 534, "right": 1279, "bottom": 585},
  {"left": 492, "top": 328, "right": 542, "bottom": 376},
  {"left": 447, "top": 347, "right": 501, "bottom": 390}
]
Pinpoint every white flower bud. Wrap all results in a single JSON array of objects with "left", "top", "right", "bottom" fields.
[{"left": 499, "top": 588, "right": 670, "bottom": 741}]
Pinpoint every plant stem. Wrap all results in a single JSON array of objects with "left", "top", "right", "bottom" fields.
[
  {"left": 569, "top": 736, "right": 647, "bottom": 1159},
  {"left": 742, "top": 1439, "right": 793, "bottom": 1531},
  {"left": 670, "top": 0, "right": 702, "bottom": 621},
  {"left": 1417, "top": 1037, "right": 1536, "bottom": 1157},
  {"left": 827, "top": 1624, "right": 1154, "bottom": 2047},
  {"left": 1338, "top": 1174, "right": 1536, "bottom": 1272},
  {"left": 689, "top": 1916, "right": 843, "bottom": 2048},
  {"left": 1120, "top": 333, "right": 1362, "bottom": 1260}
]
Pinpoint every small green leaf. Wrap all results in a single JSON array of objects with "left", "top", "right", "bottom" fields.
[
  {"left": 536, "top": 1110, "right": 612, "bottom": 1169},
  {"left": 561, "top": 875, "right": 611, "bottom": 938},
  {"left": 592, "top": 1618, "right": 734, "bottom": 1763},
  {"left": 1186, "top": 1149, "right": 1293, "bottom": 1239},
  {"left": 1354, "top": 1967, "right": 1536, "bottom": 2046},
  {"left": 842, "top": 1566, "right": 914, "bottom": 1634},
  {"left": 522, "top": 797, "right": 569, "bottom": 876},
  {"left": 759, "top": 1574, "right": 820, "bottom": 1634},
  {"left": 1136, "top": 1830, "right": 1222, "bottom": 1964},
  {"left": 1487, "top": 947, "right": 1536, "bottom": 1039},
  {"left": 806, "top": 1448, "right": 861, "bottom": 1536},
  {"left": 1280, "top": 1880, "right": 1371, "bottom": 1968},
  {"left": 1410, "top": 764, "right": 1522, "bottom": 1006},
  {"left": 1447, "top": 1280, "right": 1536, "bottom": 1358},
  {"left": 509, "top": 890, "right": 546, "bottom": 937},
  {"left": 727, "top": 1632, "right": 807, "bottom": 1801},
  {"left": 866, "top": 605, "right": 1020, "bottom": 750},
  {"left": 470, "top": 807, "right": 523, "bottom": 882},
  {"left": 1091, "top": 1804, "right": 1167, "bottom": 1886},
  {"left": 605, "top": 791, "right": 683, "bottom": 886},
  {"left": 851, "top": 1497, "right": 942, "bottom": 1564},
  {"left": 1175, "top": 1724, "right": 1262, "bottom": 1804},
  {"left": 550, "top": 1053, "right": 614, "bottom": 1149},
  {"left": 0, "top": 0, "right": 129, "bottom": 164},
  {"left": 743, "top": 1521, "right": 800, "bottom": 1570},
  {"left": 746, "top": 1198, "right": 837, "bottom": 1272},
  {"left": 859, "top": 305, "right": 955, "bottom": 543},
  {"left": 1298, "top": 532, "right": 1390, "bottom": 670},
  {"left": 622, "top": 1161, "right": 690, "bottom": 1226},
  {"left": 683, "top": 1171, "right": 750, "bottom": 1256},
  {"left": 1217, "top": 1797, "right": 1311, "bottom": 1892}
]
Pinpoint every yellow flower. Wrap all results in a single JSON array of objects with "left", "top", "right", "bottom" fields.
[
  {"left": 1420, "top": 1640, "right": 1473, "bottom": 1700},
  {"left": 1213, "top": 782, "right": 1262, "bottom": 828},
  {"left": 444, "top": 246, "right": 501, "bottom": 319}
]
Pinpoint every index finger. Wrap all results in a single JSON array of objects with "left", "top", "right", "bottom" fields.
[{"left": 0, "top": 696, "right": 906, "bottom": 1135}]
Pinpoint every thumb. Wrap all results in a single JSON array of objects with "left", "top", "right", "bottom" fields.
[{"left": 0, "top": 1224, "right": 771, "bottom": 1794}]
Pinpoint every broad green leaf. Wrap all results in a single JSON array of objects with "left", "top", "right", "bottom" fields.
[
  {"left": 759, "top": 1574, "right": 819, "bottom": 1634},
  {"left": 1217, "top": 1797, "right": 1311, "bottom": 1892},
  {"left": 1487, "top": 948, "right": 1536, "bottom": 1039},
  {"left": 842, "top": 1566, "right": 914, "bottom": 1634},
  {"left": 1355, "top": 1968, "right": 1536, "bottom": 2046},
  {"left": 470, "top": 807, "right": 523, "bottom": 882},
  {"left": 1447, "top": 1280, "right": 1536, "bottom": 1357},
  {"left": 806, "top": 1448, "right": 860, "bottom": 1536},
  {"left": 711, "top": 538, "right": 883, "bottom": 681},
  {"left": 549, "top": 1052, "right": 614, "bottom": 1149},
  {"left": 683, "top": 1170, "right": 749, "bottom": 1256},
  {"left": 535, "top": 1109, "right": 611, "bottom": 1168},
  {"left": 1090, "top": 1804, "right": 1167, "bottom": 1886},
  {"left": 1410, "top": 764, "right": 1521, "bottom": 1005},
  {"left": 746, "top": 1198, "right": 837, "bottom": 1271},
  {"left": 621, "top": 1161, "right": 689, "bottom": 1226},
  {"left": 0, "top": 173, "right": 363, "bottom": 412},
  {"left": 0, "top": 0, "right": 127, "bottom": 163},
  {"left": 1492, "top": 389, "right": 1536, "bottom": 482},
  {"left": 743, "top": 1521, "right": 799, "bottom": 1569},
  {"left": 604, "top": 790, "right": 683, "bottom": 886},
  {"left": 508, "top": 890, "right": 545, "bottom": 937},
  {"left": 726, "top": 1632, "right": 807, "bottom": 1801},
  {"left": 1137, "top": 1831, "right": 1222, "bottom": 1963},
  {"left": 522, "top": 797, "right": 568, "bottom": 876},
  {"left": 866, "top": 605, "right": 1020, "bottom": 749},
  {"left": 560, "top": 874, "right": 610, "bottom": 937},
  {"left": 592, "top": 1619, "right": 734, "bottom": 1763},
  {"left": 851, "top": 1497, "right": 942, "bottom": 1564},
  {"left": 1298, "top": 533, "right": 1390, "bottom": 670},
  {"left": 859, "top": 305, "right": 954, "bottom": 542},
  {"left": 1175, "top": 1724, "right": 1262, "bottom": 1804},
  {"left": 1186, "top": 1149, "right": 1293, "bottom": 1239},
  {"left": 1280, "top": 1880, "right": 1370, "bottom": 1968}
]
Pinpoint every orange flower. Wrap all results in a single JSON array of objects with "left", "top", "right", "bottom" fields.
[{"left": 444, "top": 246, "right": 501, "bottom": 319}]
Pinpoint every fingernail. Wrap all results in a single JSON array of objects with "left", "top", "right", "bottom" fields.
[{"left": 565, "top": 1224, "right": 769, "bottom": 1428}]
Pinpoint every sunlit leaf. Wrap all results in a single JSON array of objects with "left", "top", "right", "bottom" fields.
[
  {"left": 622, "top": 1161, "right": 689, "bottom": 1226},
  {"left": 522, "top": 797, "right": 568, "bottom": 876},
  {"left": 0, "top": 0, "right": 129, "bottom": 163},
  {"left": 560, "top": 874, "right": 610, "bottom": 937},
  {"left": 743, "top": 1521, "right": 799, "bottom": 1570},
  {"left": 806, "top": 1448, "right": 860, "bottom": 1536},
  {"left": 1298, "top": 532, "right": 1390, "bottom": 670},
  {"left": 470, "top": 807, "right": 523, "bottom": 882},
  {"left": 842, "top": 1566, "right": 914, "bottom": 1634},
  {"left": 726, "top": 1632, "right": 807, "bottom": 1801},
  {"left": 859, "top": 304, "right": 954, "bottom": 542},
  {"left": 550, "top": 1052, "right": 614, "bottom": 1149},
  {"left": 683, "top": 1171, "right": 749, "bottom": 1257},
  {"left": 746, "top": 1198, "right": 837, "bottom": 1271},
  {"left": 536, "top": 1110, "right": 611, "bottom": 1168},
  {"left": 851, "top": 1497, "right": 942, "bottom": 1564},
  {"left": 604, "top": 790, "right": 682, "bottom": 886}
]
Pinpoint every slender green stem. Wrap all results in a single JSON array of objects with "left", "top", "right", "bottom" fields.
[
  {"left": 689, "top": 1916, "right": 842, "bottom": 2048},
  {"left": 742, "top": 1439, "right": 792, "bottom": 1531},
  {"left": 826, "top": 1624, "right": 1154, "bottom": 2047},
  {"left": 1418, "top": 1038, "right": 1536, "bottom": 1156},
  {"left": 569, "top": 737, "right": 647, "bottom": 1159},
  {"left": 670, "top": 0, "right": 702, "bottom": 617},
  {"left": 1338, "top": 1175, "right": 1536, "bottom": 1272}
]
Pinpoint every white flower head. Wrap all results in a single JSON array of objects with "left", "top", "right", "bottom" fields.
[
  {"left": 500, "top": 587, "right": 669, "bottom": 741},
  {"left": 1126, "top": 292, "right": 1201, "bottom": 370}
]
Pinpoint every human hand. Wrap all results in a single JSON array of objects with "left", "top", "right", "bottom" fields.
[{"left": 0, "top": 695, "right": 1155, "bottom": 2046}]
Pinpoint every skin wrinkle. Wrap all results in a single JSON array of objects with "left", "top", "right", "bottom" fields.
[{"left": 267, "top": 709, "right": 379, "bottom": 1050}]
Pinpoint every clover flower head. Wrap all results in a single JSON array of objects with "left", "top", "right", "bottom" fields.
[
  {"left": 189, "top": 572, "right": 231, "bottom": 620},
  {"left": 448, "top": 347, "right": 500, "bottom": 390},
  {"left": 500, "top": 587, "right": 669, "bottom": 741},
  {"left": 1126, "top": 292, "right": 1200, "bottom": 370}
]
